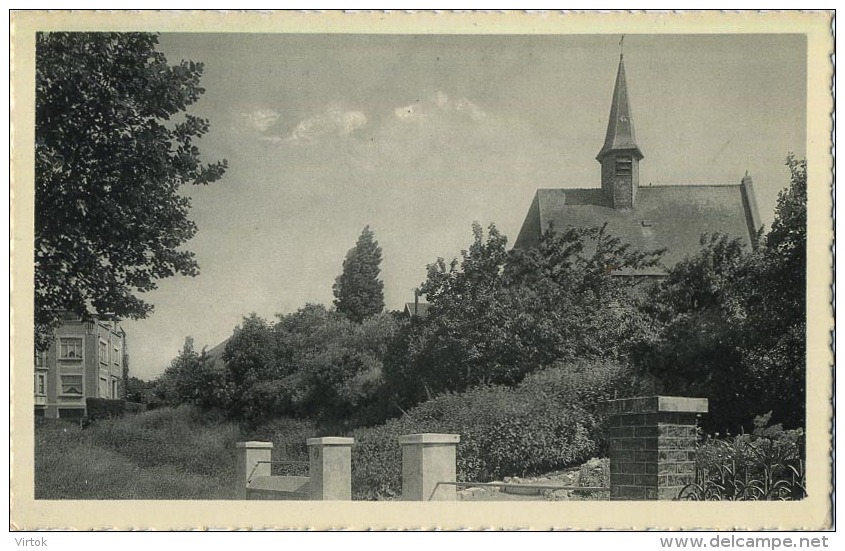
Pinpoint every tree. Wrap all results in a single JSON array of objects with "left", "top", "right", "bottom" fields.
[
  {"left": 333, "top": 226, "right": 385, "bottom": 323},
  {"left": 155, "top": 336, "right": 222, "bottom": 408},
  {"left": 384, "top": 222, "right": 663, "bottom": 407},
  {"left": 220, "top": 314, "right": 281, "bottom": 420},
  {"left": 124, "top": 375, "right": 152, "bottom": 404},
  {"left": 34, "top": 32, "right": 227, "bottom": 350},
  {"left": 739, "top": 155, "right": 807, "bottom": 428},
  {"left": 633, "top": 155, "right": 807, "bottom": 431}
]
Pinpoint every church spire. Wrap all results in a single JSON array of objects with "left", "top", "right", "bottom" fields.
[
  {"left": 597, "top": 49, "right": 644, "bottom": 210},
  {"left": 597, "top": 52, "right": 643, "bottom": 162}
]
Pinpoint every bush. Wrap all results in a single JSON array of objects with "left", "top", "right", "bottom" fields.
[
  {"left": 351, "top": 360, "right": 639, "bottom": 500},
  {"left": 86, "top": 398, "right": 126, "bottom": 421},
  {"left": 578, "top": 457, "right": 610, "bottom": 488},
  {"left": 679, "top": 413, "right": 806, "bottom": 501},
  {"left": 125, "top": 401, "right": 147, "bottom": 414}
]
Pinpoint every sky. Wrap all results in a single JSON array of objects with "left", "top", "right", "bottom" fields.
[{"left": 123, "top": 33, "right": 807, "bottom": 380}]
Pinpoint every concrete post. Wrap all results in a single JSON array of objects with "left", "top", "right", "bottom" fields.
[
  {"left": 235, "top": 441, "right": 273, "bottom": 499},
  {"left": 307, "top": 437, "right": 354, "bottom": 500},
  {"left": 605, "top": 396, "right": 708, "bottom": 500},
  {"left": 399, "top": 433, "right": 460, "bottom": 501}
]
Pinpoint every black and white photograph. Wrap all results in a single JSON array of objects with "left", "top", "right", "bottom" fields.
[{"left": 9, "top": 10, "right": 834, "bottom": 532}]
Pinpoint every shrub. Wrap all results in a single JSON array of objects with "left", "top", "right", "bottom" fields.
[
  {"left": 86, "top": 398, "right": 126, "bottom": 421},
  {"left": 350, "top": 364, "right": 627, "bottom": 500},
  {"left": 578, "top": 457, "right": 610, "bottom": 488},
  {"left": 125, "top": 401, "right": 147, "bottom": 414},
  {"left": 679, "top": 413, "right": 806, "bottom": 501}
]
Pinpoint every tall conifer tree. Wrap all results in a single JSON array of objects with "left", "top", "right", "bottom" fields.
[{"left": 333, "top": 226, "right": 385, "bottom": 323}]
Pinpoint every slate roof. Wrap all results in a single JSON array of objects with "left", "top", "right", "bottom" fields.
[{"left": 514, "top": 181, "right": 762, "bottom": 272}]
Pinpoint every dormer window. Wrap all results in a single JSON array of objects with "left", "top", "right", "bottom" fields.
[{"left": 616, "top": 156, "right": 633, "bottom": 176}]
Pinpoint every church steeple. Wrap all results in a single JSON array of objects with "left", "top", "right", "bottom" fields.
[{"left": 597, "top": 51, "right": 644, "bottom": 210}]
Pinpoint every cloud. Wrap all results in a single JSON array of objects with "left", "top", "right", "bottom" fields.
[
  {"left": 393, "top": 91, "right": 487, "bottom": 123},
  {"left": 240, "top": 105, "right": 367, "bottom": 145},
  {"left": 394, "top": 102, "right": 424, "bottom": 122},
  {"left": 242, "top": 109, "right": 280, "bottom": 132},
  {"left": 282, "top": 105, "right": 367, "bottom": 144}
]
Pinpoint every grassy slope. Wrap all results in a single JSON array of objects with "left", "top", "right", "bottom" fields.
[{"left": 35, "top": 405, "right": 315, "bottom": 500}]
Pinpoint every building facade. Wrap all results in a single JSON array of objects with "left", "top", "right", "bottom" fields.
[
  {"left": 35, "top": 314, "right": 128, "bottom": 419},
  {"left": 514, "top": 53, "right": 761, "bottom": 272}
]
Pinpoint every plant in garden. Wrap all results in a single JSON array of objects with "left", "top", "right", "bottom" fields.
[{"left": 678, "top": 412, "right": 806, "bottom": 501}]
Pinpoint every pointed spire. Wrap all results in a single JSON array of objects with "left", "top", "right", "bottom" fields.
[{"left": 596, "top": 53, "right": 643, "bottom": 162}]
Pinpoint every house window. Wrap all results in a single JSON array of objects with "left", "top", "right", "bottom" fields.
[
  {"left": 113, "top": 346, "right": 120, "bottom": 368},
  {"left": 99, "top": 376, "right": 109, "bottom": 398},
  {"left": 59, "top": 338, "right": 83, "bottom": 359},
  {"left": 615, "top": 156, "right": 633, "bottom": 176},
  {"left": 99, "top": 340, "right": 108, "bottom": 365},
  {"left": 60, "top": 374, "right": 83, "bottom": 395},
  {"left": 35, "top": 372, "right": 46, "bottom": 396},
  {"left": 35, "top": 351, "right": 46, "bottom": 368},
  {"left": 111, "top": 378, "right": 118, "bottom": 399}
]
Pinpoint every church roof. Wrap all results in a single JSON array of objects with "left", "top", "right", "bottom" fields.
[
  {"left": 514, "top": 181, "right": 762, "bottom": 271},
  {"left": 597, "top": 54, "right": 643, "bottom": 161}
]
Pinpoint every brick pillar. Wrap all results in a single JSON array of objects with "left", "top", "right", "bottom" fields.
[
  {"left": 307, "top": 437, "right": 354, "bottom": 500},
  {"left": 399, "top": 433, "right": 460, "bottom": 501},
  {"left": 605, "top": 396, "right": 707, "bottom": 500},
  {"left": 235, "top": 441, "right": 273, "bottom": 499}
]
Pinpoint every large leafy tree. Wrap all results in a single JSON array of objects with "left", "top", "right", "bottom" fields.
[
  {"left": 633, "top": 155, "right": 807, "bottom": 432},
  {"left": 333, "top": 226, "right": 385, "bottom": 323},
  {"left": 35, "top": 32, "right": 227, "bottom": 349},
  {"left": 215, "top": 306, "right": 402, "bottom": 425},
  {"left": 384, "top": 222, "right": 663, "bottom": 407}
]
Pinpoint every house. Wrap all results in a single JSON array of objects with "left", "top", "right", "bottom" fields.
[
  {"left": 403, "top": 301, "right": 430, "bottom": 319},
  {"left": 514, "top": 52, "right": 761, "bottom": 273},
  {"left": 35, "top": 313, "right": 128, "bottom": 419}
]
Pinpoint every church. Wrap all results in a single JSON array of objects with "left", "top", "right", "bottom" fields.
[{"left": 514, "top": 52, "right": 761, "bottom": 274}]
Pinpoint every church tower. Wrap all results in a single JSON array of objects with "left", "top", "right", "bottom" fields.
[{"left": 596, "top": 52, "right": 643, "bottom": 210}]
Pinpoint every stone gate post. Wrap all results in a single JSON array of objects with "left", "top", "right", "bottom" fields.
[
  {"left": 399, "top": 433, "right": 460, "bottom": 501},
  {"left": 605, "top": 396, "right": 707, "bottom": 500},
  {"left": 235, "top": 441, "right": 273, "bottom": 499},
  {"left": 307, "top": 437, "right": 354, "bottom": 500}
]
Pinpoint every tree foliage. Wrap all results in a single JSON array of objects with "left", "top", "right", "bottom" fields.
[
  {"left": 124, "top": 375, "right": 153, "bottom": 404},
  {"left": 333, "top": 226, "right": 385, "bottom": 323},
  {"left": 384, "top": 222, "right": 663, "bottom": 408},
  {"left": 155, "top": 337, "right": 222, "bottom": 409},
  {"left": 216, "top": 307, "right": 402, "bottom": 425},
  {"left": 633, "top": 156, "right": 807, "bottom": 432},
  {"left": 34, "top": 32, "right": 227, "bottom": 349}
]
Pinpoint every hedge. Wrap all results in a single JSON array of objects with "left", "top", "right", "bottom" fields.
[{"left": 86, "top": 398, "right": 126, "bottom": 421}]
